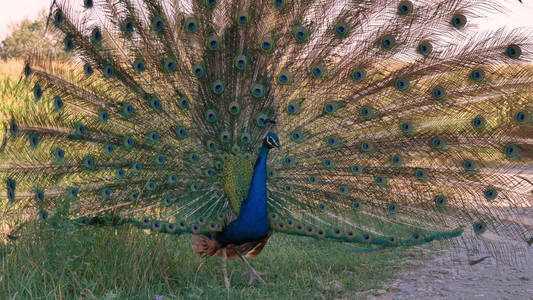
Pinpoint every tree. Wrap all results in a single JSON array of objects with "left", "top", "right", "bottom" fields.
[{"left": 1, "top": 10, "right": 69, "bottom": 60}]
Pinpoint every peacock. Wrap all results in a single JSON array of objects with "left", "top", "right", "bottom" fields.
[{"left": 1, "top": 0, "right": 532, "bottom": 288}]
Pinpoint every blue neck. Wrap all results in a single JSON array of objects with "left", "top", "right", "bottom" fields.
[{"left": 240, "top": 146, "right": 269, "bottom": 216}]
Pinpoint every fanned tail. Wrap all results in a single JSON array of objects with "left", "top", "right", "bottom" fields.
[{"left": 0, "top": 0, "right": 531, "bottom": 266}]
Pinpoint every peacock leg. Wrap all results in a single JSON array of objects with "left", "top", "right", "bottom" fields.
[
  {"left": 221, "top": 247, "right": 230, "bottom": 289},
  {"left": 230, "top": 245, "right": 266, "bottom": 285}
]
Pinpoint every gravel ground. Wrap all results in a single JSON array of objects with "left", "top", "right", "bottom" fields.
[
  {"left": 362, "top": 248, "right": 532, "bottom": 300},
  {"left": 360, "top": 207, "right": 533, "bottom": 300}
]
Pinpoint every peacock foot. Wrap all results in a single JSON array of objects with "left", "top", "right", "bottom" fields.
[
  {"left": 224, "top": 275, "right": 231, "bottom": 289},
  {"left": 230, "top": 245, "right": 268, "bottom": 286},
  {"left": 247, "top": 268, "right": 267, "bottom": 286}
]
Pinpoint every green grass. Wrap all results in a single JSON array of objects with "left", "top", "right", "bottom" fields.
[{"left": 1, "top": 222, "right": 434, "bottom": 299}]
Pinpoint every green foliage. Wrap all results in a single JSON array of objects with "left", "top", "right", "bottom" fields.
[{"left": 0, "top": 10, "right": 69, "bottom": 60}]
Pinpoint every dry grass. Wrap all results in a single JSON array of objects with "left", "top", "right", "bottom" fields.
[{"left": 0, "top": 60, "right": 23, "bottom": 80}]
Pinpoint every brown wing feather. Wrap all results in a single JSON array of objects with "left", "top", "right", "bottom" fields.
[
  {"left": 192, "top": 234, "right": 221, "bottom": 258},
  {"left": 191, "top": 234, "right": 254, "bottom": 259},
  {"left": 245, "top": 234, "right": 271, "bottom": 258},
  {"left": 193, "top": 232, "right": 271, "bottom": 259}
]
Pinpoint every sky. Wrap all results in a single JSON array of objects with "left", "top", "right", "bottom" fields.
[{"left": 0, "top": 0, "right": 532, "bottom": 40}]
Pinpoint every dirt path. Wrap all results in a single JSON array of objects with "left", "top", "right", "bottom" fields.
[
  {"left": 355, "top": 207, "right": 533, "bottom": 300},
  {"left": 362, "top": 248, "right": 532, "bottom": 300}
]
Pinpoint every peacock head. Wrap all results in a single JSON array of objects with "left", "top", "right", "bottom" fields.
[{"left": 263, "top": 132, "right": 280, "bottom": 149}]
